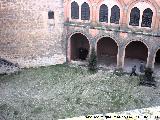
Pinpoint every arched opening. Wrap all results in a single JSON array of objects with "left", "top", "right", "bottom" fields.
[
  {"left": 97, "top": 37, "right": 118, "bottom": 66},
  {"left": 70, "top": 33, "right": 90, "bottom": 61},
  {"left": 129, "top": 7, "right": 140, "bottom": 26},
  {"left": 141, "top": 8, "right": 153, "bottom": 28},
  {"left": 81, "top": 2, "right": 90, "bottom": 20},
  {"left": 154, "top": 49, "right": 160, "bottom": 74},
  {"left": 110, "top": 5, "right": 120, "bottom": 24},
  {"left": 124, "top": 41, "right": 148, "bottom": 71},
  {"left": 99, "top": 4, "right": 108, "bottom": 22},
  {"left": 71, "top": 1, "right": 79, "bottom": 19},
  {"left": 155, "top": 49, "right": 160, "bottom": 64}
]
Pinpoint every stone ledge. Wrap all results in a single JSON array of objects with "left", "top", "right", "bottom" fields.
[
  {"left": 10, "top": 55, "right": 66, "bottom": 68},
  {"left": 60, "top": 106, "right": 160, "bottom": 120}
]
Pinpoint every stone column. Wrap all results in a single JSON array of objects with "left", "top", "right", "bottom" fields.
[
  {"left": 146, "top": 50, "right": 155, "bottom": 69},
  {"left": 117, "top": 45, "right": 125, "bottom": 69},
  {"left": 91, "top": 38, "right": 96, "bottom": 51},
  {"left": 66, "top": 35, "right": 71, "bottom": 62}
]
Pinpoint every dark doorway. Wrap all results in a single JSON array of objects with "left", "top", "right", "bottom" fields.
[
  {"left": 125, "top": 41, "right": 148, "bottom": 61},
  {"left": 97, "top": 37, "right": 118, "bottom": 65},
  {"left": 155, "top": 49, "right": 160, "bottom": 64},
  {"left": 70, "top": 33, "right": 90, "bottom": 60}
]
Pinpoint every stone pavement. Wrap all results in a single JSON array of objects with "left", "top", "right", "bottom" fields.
[{"left": 60, "top": 106, "right": 160, "bottom": 120}]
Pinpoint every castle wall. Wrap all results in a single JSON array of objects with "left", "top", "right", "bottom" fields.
[
  {"left": 0, "top": 0, "right": 66, "bottom": 68},
  {"left": 1, "top": 0, "right": 160, "bottom": 70}
]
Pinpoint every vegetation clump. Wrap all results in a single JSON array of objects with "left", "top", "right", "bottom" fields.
[
  {"left": 139, "top": 68, "right": 156, "bottom": 87},
  {"left": 88, "top": 47, "right": 97, "bottom": 72}
]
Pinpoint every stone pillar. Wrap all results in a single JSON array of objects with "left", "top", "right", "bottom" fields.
[
  {"left": 117, "top": 45, "right": 125, "bottom": 69},
  {"left": 66, "top": 35, "right": 71, "bottom": 62},
  {"left": 91, "top": 38, "right": 96, "bottom": 50},
  {"left": 146, "top": 50, "right": 155, "bottom": 69}
]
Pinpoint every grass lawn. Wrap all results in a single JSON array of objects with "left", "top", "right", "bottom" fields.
[{"left": 0, "top": 64, "right": 160, "bottom": 120}]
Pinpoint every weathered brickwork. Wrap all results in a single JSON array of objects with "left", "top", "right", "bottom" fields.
[
  {"left": 0, "top": 0, "right": 66, "bottom": 68},
  {"left": 1, "top": 0, "right": 160, "bottom": 70},
  {"left": 64, "top": 0, "right": 160, "bottom": 69}
]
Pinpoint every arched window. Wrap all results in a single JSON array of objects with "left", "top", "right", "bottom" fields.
[
  {"left": 81, "top": 2, "right": 90, "bottom": 20},
  {"left": 99, "top": 4, "right": 108, "bottom": 22},
  {"left": 129, "top": 7, "right": 140, "bottom": 26},
  {"left": 71, "top": 1, "right": 79, "bottom": 19},
  {"left": 110, "top": 5, "right": 120, "bottom": 24},
  {"left": 48, "top": 11, "right": 54, "bottom": 19},
  {"left": 141, "top": 8, "right": 153, "bottom": 28}
]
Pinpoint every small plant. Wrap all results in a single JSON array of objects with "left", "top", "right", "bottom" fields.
[
  {"left": 144, "top": 68, "right": 153, "bottom": 81},
  {"left": 139, "top": 67, "right": 156, "bottom": 87},
  {"left": 88, "top": 47, "right": 97, "bottom": 72}
]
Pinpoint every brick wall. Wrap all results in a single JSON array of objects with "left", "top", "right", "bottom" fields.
[{"left": 0, "top": 0, "right": 66, "bottom": 68}]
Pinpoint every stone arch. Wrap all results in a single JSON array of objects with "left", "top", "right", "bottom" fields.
[
  {"left": 152, "top": 45, "right": 160, "bottom": 67},
  {"left": 67, "top": 29, "right": 93, "bottom": 43},
  {"left": 67, "top": 30, "right": 92, "bottom": 61},
  {"left": 127, "top": 0, "right": 158, "bottom": 29},
  {"left": 94, "top": 32, "right": 121, "bottom": 48},
  {"left": 127, "top": 0, "right": 159, "bottom": 12},
  {"left": 124, "top": 37, "right": 150, "bottom": 50},
  {"left": 124, "top": 39, "right": 149, "bottom": 70},
  {"left": 95, "top": 33, "right": 120, "bottom": 66},
  {"left": 148, "top": 45, "right": 160, "bottom": 71},
  {"left": 154, "top": 48, "right": 160, "bottom": 63}
]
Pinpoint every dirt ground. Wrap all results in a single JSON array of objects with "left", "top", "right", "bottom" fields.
[{"left": 0, "top": 63, "right": 160, "bottom": 120}]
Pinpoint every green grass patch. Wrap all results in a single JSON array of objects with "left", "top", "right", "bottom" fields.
[{"left": 0, "top": 64, "right": 155, "bottom": 120}]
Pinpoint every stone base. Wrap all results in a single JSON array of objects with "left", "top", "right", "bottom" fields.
[
  {"left": 0, "top": 55, "right": 66, "bottom": 74},
  {"left": 0, "top": 58, "right": 20, "bottom": 75},
  {"left": 12, "top": 55, "right": 66, "bottom": 68}
]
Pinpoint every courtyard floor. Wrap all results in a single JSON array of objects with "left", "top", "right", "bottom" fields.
[
  {"left": 97, "top": 55, "right": 160, "bottom": 77},
  {"left": 0, "top": 64, "right": 160, "bottom": 120}
]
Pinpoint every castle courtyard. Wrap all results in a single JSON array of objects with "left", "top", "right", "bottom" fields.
[
  {"left": 0, "top": 64, "right": 160, "bottom": 120},
  {"left": 1, "top": 0, "right": 160, "bottom": 119}
]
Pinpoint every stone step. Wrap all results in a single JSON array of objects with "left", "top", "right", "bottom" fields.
[
  {"left": 0, "top": 58, "right": 20, "bottom": 75},
  {"left": 59, "top": 106, "right": 160, "bottom": 120}
]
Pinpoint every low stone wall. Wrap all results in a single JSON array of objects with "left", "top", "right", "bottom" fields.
[
  {"left": 0, "top": 54, "right": 66, "bottom": 74},
  {"left": 12, "top": 55, "right": 66, "bottom": 68},
  {"left": 60, "top": 106, "right": 160, "bottom": 120},
  {"left": 11, "top": 55, "right": 66, "bottom": 68}
]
